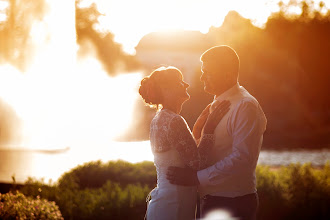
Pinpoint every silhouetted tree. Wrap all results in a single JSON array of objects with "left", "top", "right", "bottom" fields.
[
  {"left": 0, "top": 0, "right": 47, "bottom": 71},
  {"left": 75, "top": 0, "right": 140, "bottom": 75},
  {"left": 207, "top": 1, "right": 330, "bottom": 147}
]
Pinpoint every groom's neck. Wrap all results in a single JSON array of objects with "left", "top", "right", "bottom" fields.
[{"left": 213, "top": 82, "right": 236, "bottom": 97}]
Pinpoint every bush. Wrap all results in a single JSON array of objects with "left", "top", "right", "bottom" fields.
[
  {"left": 19, "top": 162, "right": 154, "bottom": 220},
  {"left": 15, "top": 160, "right": 330, "bottom": 220},
  {"left": 0, "top": 191, "right": 63, "bottom": 220},
  {"left": 257, "top": 162, "right": 330, "bottom": 220},
  {"left": 58, "top": 160, "right": 156, "bottom": 189},
  {"left": 54, "top": 180, "right": 151, "bottom": 220}
]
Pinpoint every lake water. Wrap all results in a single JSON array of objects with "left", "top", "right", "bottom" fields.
[{"left": 0, "top": 141, "right": 329, "bottom": 184}]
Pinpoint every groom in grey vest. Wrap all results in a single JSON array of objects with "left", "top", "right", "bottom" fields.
[{"left": 167, "top": 45, "right": 267, "bottom": 220}]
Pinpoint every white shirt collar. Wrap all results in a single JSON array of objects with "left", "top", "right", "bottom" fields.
[{"left": 214, "top": 83, "right": 240, "bottom": 101}]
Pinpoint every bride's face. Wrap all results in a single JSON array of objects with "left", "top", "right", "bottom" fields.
[{"left": 161, "top": 73, "right": 190, "bottom": 107}]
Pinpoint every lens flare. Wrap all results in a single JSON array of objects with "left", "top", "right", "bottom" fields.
[{"left": 204, "top": 209, "right": 237, "bottom": 220}]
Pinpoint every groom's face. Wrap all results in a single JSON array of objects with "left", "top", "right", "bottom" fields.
[{"left": 200, "top": 61, "right": 225, "bottom": 95}]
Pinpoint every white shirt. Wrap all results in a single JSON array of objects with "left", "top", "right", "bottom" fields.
[{"left": 197, "top": 83, "right": 267, "bottom": 197}]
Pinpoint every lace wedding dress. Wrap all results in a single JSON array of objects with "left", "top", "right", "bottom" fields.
[{"left": 146, "top": 109, "right": 214, "bottom": 220}]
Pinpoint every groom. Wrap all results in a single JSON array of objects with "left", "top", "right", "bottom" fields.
[{"left": 167, "top": 45, "right": 267, "bottom": 220}]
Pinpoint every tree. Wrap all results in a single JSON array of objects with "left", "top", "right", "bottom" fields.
[
  {"left": 75, "top": 0, "right": 140, "bottom": 75},
  {"left": 0, "top": 0, "right": 47, "bottom": 71}
]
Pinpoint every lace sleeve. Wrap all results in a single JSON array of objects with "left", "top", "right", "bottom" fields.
[{"left": 167, "top": 115, "right": 215, "bottom": 170}]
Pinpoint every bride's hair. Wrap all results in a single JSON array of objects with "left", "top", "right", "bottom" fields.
[{"left": 139, "top": 66, "right": 182, "bottom": 109}]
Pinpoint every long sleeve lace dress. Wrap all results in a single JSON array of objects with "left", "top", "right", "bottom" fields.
[{"left": 146, "top": 109, "right": 215, "bottom": 220}]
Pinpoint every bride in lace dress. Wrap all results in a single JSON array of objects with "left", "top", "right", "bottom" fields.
[{"left": 139, "top": 66, "right": 230, "bottom": 220}]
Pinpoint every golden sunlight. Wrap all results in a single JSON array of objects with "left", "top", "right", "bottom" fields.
[
  {"left": 0, "top": 0, "right": 142, "bottom": 150},
  {"left": 96, "top": 0, "right": 280, "bottom": 54},
  {"left": 0, "top": 0, "right": 8, "bottom": 22}
]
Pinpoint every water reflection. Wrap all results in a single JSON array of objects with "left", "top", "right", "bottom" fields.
[
  {"left": 258, "top": 149, "right": 330, "bottom": 167},
  {"left": 0, "top": 141, "right": 329, "bottom": 184},
  {"left": 0, "top": 141, "right": 152, "bottom": 183}
]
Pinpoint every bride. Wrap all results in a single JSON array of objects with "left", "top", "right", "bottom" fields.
[{"left": 139, "top": 66, "right": 230, "bottom": 220}]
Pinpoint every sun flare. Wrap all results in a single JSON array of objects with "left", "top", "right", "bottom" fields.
[
  {"left": 0, "top": 0, "right": 143, "bottom": 151},
  {"left": 95, "top": 0, "right": 280, "bottom": 54}
]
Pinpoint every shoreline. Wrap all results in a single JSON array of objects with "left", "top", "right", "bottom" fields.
[{"left": 1, "top": 163, "right": 327, "bottom": 189}]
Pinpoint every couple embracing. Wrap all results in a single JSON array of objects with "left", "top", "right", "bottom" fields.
[{"left": 139, "top": 45, "right": 267, "bottom": 220}]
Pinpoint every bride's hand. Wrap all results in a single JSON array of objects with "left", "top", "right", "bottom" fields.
[
  {"left": 192, "top": 104, "right": 211, "bottom": 140},
  {"left": 203, "top": 100, "right": 230, "bottom": 134}
]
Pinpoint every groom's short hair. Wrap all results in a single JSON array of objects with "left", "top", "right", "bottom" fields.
[{"left": 200, "top": 45, "right": 240, "bottom": 78}]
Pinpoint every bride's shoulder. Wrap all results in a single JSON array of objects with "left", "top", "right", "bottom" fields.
[
  {"left": 161, "top": 110, "right": 188, "bottom": 126},
  {"left": 158, "top": 109, "right": 177, "bottom": 118},
  {"left": 152, "top": 109, "right": 182, "bottom": 124}
]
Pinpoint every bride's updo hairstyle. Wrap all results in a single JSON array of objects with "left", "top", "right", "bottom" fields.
[{"left": 139, "top": 66, "right": 183, "bottom": 109}]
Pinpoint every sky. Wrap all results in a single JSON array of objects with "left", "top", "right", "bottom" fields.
[
  {"left": 93, "top": 0, "right": 328, "bottom": 54},
  {"left": 92, "top": 0, "right": 283, "bottom": 54}
]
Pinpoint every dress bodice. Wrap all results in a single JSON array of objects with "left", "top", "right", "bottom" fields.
[
  {"left": 146, "top": 109, "right": 215, "bottom": 220},
  {"left": 150, "top": 109, "right": 214, "bottom": 173},
  {"left": 150, "top": 109, "right": 178, "bottom": 154}
]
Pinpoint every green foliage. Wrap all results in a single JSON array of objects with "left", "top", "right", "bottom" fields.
[
  {"left": 257, "top": 162, "right": 330, "bottom": 220},
  {"left": 19, "top": 177, "right": 58, "bottom": 202},
  {"left": 58, "top": 160, "right": 156, "bottom": 189},
  {"left": 18, "top": 160, "right": 155, "bottom": 220},
  {"left": 58, "top": 181, "right": 150, "bottom": 220},
  {"left": 13, "top": 160, "right": 330, "bottom": 219},
  {"left": 0, "top": 191, "right": 63, "bottom": 220}
]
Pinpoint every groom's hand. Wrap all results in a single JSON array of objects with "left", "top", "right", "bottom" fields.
[{"left": 166, "top": 166, "right": 199, "bottom": 186}]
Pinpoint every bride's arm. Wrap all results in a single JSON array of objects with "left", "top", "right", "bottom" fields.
[
  {"left": 168, "top": 101, "right": 230, "bottom": 170},
  {"left": 168, "top": 116, "right": 212, "bottom": 170}
]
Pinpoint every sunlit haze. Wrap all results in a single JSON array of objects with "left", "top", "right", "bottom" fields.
[
  {"left": 0, "top": 1, "right": 8, "bottom": 22},
  {"left": 96, "top": 0, "right": 281, "bottom": 54},
  {"left": 0, "top": 0, "right": 140, "bottom": 150},
  {"left": 0, "top": 0, "right": 146, "bottom": 182},
  {"left": 95, "top": 0, "right": 328, "bottom": 54}
]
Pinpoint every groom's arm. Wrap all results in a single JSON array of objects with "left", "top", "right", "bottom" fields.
[{"left": 197, "top": 100, "right": 267, "bottom": 187}]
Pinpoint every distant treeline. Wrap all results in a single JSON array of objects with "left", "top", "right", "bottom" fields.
[
  {"left": 1, "top": 160, "right": 329, "bottom": 219},
  {"left": 128, "top": 1, "right": 330, "bottom": 149},
  {"left": 207, "top": 2, "right": 330, "bottom": 148}
]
